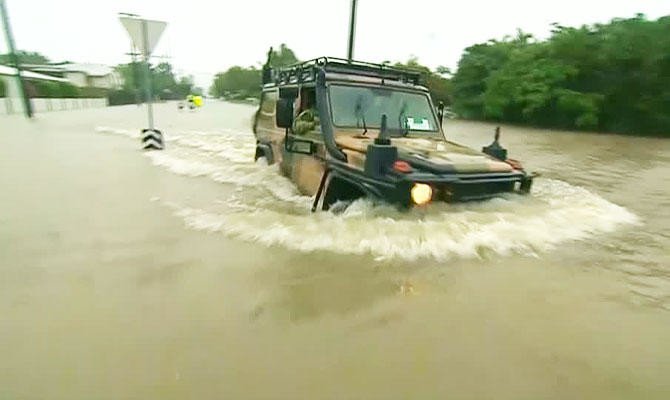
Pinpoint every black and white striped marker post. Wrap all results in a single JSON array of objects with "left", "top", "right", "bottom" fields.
[{"left": 141, "top": 128, "right": 164, "bottom": 150}]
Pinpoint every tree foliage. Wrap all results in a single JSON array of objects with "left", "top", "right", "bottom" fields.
[
  {"left": 25, "top": 80, "right": 82, "bottom": 98},
  {"left": 111, "top": 61, "right": 195, "bottom": 105},
  {"left": 269, "top": 44, "right": 299, "bottom": 68},
  {"left": 210, "top": 66, "right": 261, "bottom": 99},
  {"left": 210, "top": 44, "right": 299, "bottom": 100},
  {"left": 394, "top": 57, "right": 453, "bottom": 107},
  {"left": 452, "top": 15, "right": 670, "bottom": 135},
  {"left": 0, "top": 50, "right": 50, "bottom": 65}
]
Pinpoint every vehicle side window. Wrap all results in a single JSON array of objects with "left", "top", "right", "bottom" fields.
[{"left": 293, "top": 88, "right": 321, "bottom": 136}]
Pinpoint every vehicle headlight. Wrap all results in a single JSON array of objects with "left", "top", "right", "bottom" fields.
[{"left": 411, "top": 183, "right": 433, "bottom": 205}]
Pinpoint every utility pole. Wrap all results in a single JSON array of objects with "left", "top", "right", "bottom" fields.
[
  {"left": 347, "top": 0, "right": 357, "bottom": 62},
  {"left": 0, "top": 0, "right": 33, "bottom": 118}
]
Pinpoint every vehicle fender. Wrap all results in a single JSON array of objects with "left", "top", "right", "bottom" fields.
[{"left": 255, "top": 142, "right": 274, "bottom": 164}]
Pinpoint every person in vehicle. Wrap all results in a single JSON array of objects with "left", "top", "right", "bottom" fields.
[{"left": 293, "top": 89, "right": 319, "bottom": 135}]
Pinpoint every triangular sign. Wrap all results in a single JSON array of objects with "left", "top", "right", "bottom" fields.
[{"left": 120, "top": 17, "right": 167, "bottom": 56}]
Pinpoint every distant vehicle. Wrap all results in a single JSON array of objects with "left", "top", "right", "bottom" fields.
[
  {"left": 252, "top": 57, "right": 533, "bottom": 211},
  {"left": 181, "top": 94, "right": 202, "bottom": 110}
]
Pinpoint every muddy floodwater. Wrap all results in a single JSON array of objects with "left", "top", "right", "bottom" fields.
[{"left": 1, "top": 101, "right": 669, "bottom": 399}]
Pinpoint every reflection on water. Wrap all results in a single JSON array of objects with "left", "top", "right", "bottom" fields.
[{"left": 1, "top": 102, "right": 669, "bottom": 399}]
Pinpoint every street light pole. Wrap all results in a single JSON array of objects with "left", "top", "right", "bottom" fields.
[
  {"left": 347, "top": 0, "right": 357, "bottom": 62},
  {"left": 0, "top": 0, "right": 33, "bottom": 118}
]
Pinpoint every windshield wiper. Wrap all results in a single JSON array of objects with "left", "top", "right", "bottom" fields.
[
  {"left": 355, "top": 97, "right": 368, "bottom": 135},
  {"left": 398, "top": 102, "right": 409, "bottom": 137}
]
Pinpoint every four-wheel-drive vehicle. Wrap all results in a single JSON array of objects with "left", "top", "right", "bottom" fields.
[{"left": 252, "top": 57, "right": 533, "bottom": 211}]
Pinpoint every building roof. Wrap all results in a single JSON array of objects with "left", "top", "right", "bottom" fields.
[
  {"left": 21, "top": 62, "right": 115, "bottom": 77},
  {"left": 0, "top": 65, "right": 69, "bottom": 82},
  {"left": 56, "top": 63, "right": 114, "bottom": 77}
]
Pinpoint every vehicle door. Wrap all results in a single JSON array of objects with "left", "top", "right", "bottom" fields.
[
  {"left": 254, "top": 89, "right": 285, "bottom": 164},
  {"left": 282, "top": 87, "right": 327, "bottom": 196}
]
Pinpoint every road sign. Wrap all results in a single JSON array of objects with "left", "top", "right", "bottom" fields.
[
  {"left": 119, "top": 15, "right": 167, "bottom": 146},
  {"left": 119, "top": 17, "right": 166, "bottom": 56}
]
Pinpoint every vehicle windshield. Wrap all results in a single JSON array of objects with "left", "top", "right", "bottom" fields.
[{"left": 329, "top": 85, "right": 439, "bottom": 135}]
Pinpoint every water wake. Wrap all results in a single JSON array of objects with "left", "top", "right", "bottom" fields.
[{"left": 96, "top": 126, "right": 639, "bottom": 261}]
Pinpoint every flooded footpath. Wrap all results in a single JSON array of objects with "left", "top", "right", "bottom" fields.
[{"left": 1, "top": 101, "right": 669, "bottom": 399}]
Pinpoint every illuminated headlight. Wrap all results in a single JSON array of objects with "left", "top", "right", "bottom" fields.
[{"left": 411, "top": 183, "right": 433, "bottom": 205}]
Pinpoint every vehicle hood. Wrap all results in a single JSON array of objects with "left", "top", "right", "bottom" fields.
[{"left": 335, "top": 136, "right": 513, "bottom": 174}]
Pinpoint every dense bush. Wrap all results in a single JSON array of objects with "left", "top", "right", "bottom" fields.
[
  {"left": 0, "top": 78, "right": 5, "bottom": 97},
  {"left": 107, "top": 89, "right": 139, "bottom": 106},
  {"left": 452, "top": 15, "right": 670, "bottom": 136},
  {"left": 27, "top": 81, "right": 88, "bottom": 98}
]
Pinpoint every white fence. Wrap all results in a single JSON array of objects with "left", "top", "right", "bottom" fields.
[{"left": 1, "top": 97, "right": 108, "bottom": 115}]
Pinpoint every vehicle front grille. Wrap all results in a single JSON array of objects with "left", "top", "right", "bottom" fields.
[{"left": 437, "top": 179, "right": 517, "bottom": 202}]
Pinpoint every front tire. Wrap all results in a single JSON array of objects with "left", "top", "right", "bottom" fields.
[{"left": 254, "top": 145, "right": 274, "bottom": 165}]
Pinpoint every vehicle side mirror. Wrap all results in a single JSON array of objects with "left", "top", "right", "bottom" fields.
[{"left": 276, "top": 98, "right": 293, "bottom": 128}]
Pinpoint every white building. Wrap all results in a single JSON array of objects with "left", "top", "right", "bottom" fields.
[
  {"left": 22, "top": 62, "right": 123, "bottom": 89},
  {"left": 60, "top": 63, "right": 123, "bottom": 89},
  {"left": 0, "top": 64, "right": 68, "bottom": 96},
  {"left": 0, "top": 65, "right": 108, "bottom": 115}
]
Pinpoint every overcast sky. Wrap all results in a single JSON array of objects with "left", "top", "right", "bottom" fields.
[{"left": 2, "top": 0, "right": 668, "bottom": 88}]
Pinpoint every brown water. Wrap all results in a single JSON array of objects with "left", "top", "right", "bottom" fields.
[{"left": 1, "top": 102, "right": 669, "bottom": 399}]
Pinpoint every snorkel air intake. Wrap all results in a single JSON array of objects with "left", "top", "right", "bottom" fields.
[
  {"left": 365, "top": 114, "right": 398, "bottom": 178},
  {"left": 316, "top": 69, "right": 347, "bottom": 162}
]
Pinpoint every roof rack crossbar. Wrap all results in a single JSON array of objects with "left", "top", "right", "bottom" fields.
[{"left": 268, "top": 57, "right": 421, "bottom": 86}]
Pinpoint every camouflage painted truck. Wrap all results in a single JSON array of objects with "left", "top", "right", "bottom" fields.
[{"left": 252, "top": 57, "right": 533, "bottom": 211}]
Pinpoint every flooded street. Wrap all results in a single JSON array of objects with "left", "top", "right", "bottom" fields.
[{"left": 1, "top": 101, "right": 669, "bottom": 399}]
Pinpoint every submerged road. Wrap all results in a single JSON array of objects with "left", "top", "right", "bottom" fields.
[{"left": 1, "top": 101, "right": 669, "bottom": 399}]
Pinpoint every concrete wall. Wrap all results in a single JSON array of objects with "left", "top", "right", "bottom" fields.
[
  {"left": 88, "top": 75, "right": 120, "bottom": 89},
  {"left": 64, "top": 71, "right": 88, "bottom": 87},
  {"left": 1, "top": 97, "right": 108, "bottom": 115},
  {"left": 1, "top": 75, "right": 21, "bottom": 98}
]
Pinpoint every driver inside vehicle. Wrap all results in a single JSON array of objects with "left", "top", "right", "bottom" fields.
[{"left": 292, "top": 88, "right": 320, "bottom": 135}]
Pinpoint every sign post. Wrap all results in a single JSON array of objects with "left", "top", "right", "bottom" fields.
[
  {"left": 0, "top": 0, "right": 33, "bottom": 118},
  {"left": 119, "top": 14, "right": 167, "bottom": 149}
]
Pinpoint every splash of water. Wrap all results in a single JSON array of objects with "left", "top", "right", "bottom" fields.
[{"left": 96, "top": 126, "right": 639, "bottom": 261}]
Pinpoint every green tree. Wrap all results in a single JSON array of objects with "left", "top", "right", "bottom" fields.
[
  {"left": 211, "top": 44, "right": 300, "bottom": 99},
  {"left": 0, "top": 50, "right": 50, "bottom": 65},
  {"left": 394, "top": 57, "right": 453, "bottom": 106},
  {"left": 112, "top": 61, "right": 195, "bottom": 103},
  {"left": 151, "top": 62, "right": 177, "bottom": 98},
  {"left": 451, "top": 38, "right": 526, "bottom": 119},
  {"left": 269, "top": 44, "right": 299, "bottom": 68},
  {"left": 175, "top": 76, "right": 195, "bottom": 98},
  {"left": 452, "top": 16, "right": 670, "bottom": 135},
  {"left": 210, "top": 66, "right": 261, "bottom": 99}
]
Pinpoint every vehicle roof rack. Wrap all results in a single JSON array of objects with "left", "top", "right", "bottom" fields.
[{"left": 267, "top": 57, "right": 422, "bottom": 86}]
